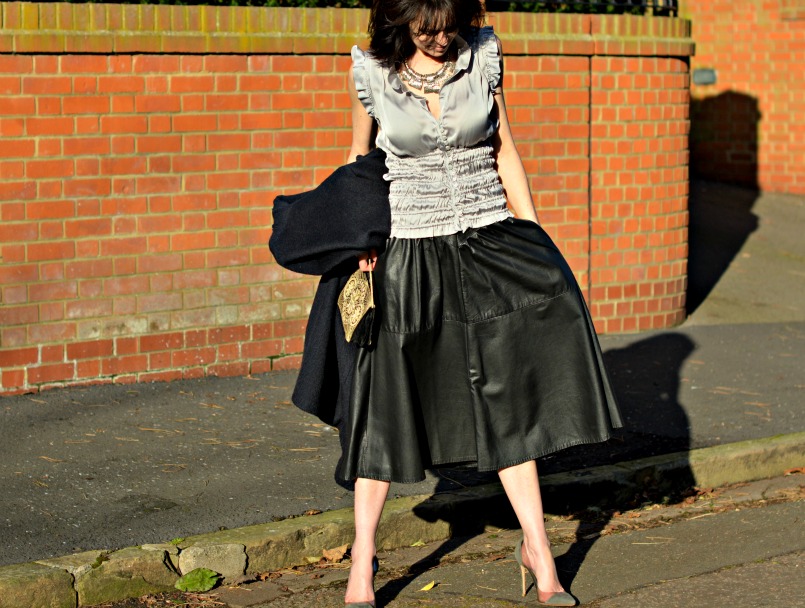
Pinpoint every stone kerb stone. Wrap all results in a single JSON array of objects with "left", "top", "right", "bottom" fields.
[
  {"left": 70, "top": 547, "right": 178, "bottom": 606},
  {"left": 0, "top": 563, "right": 75, "bottom": 608},
  {"left": 177, "top": 544, "right": 247, "bottom": 580}
]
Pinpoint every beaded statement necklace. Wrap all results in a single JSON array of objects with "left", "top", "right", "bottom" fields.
[{"left": 399, "top": 55, "right": 456, "bottom": 94}]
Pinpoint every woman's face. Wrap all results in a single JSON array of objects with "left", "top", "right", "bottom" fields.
[{"left": 409, "top": 15, "right": 458, "bottom": 59}]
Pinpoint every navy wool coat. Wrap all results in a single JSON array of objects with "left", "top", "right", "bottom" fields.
[{"left": 268, "top": 149, "right": 390, "bottom": 482}]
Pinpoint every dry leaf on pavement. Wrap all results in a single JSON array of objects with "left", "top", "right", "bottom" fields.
[{"left": 322, "top": 544, "right": 349, "bottom": 562}]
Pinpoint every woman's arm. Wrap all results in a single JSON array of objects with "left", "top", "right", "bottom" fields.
[
  {"left": 348, "top": 67, "right": 375, "bottom": 164},
  {"left": 347, "top": 65, "right": 378, "bottom": 270},
  {"left": 490, "top": 41, "right": 540, "bottom": 224}
]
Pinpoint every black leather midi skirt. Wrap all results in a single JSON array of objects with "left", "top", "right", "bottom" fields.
[{"left": 338, "top": 217, "right": 623, "bottom": 483}]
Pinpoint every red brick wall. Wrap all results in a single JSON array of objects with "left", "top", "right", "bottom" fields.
[
  {"left": 681, "top": 0, "right": 805, "bottom": 194},
  {"left": 0, "top": 3, "right": 693, "bottom": 394},
  {"left": 590, "top": 54, "right": 691, "bottom": 332}
]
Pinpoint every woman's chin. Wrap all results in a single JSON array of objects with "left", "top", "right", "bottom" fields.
[{"left": 425, "top": 47, "right": 449, "bottom": 59}]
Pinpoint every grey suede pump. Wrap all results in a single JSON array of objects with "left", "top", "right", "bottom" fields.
[{"left": 514, "top": 539, "right": 578, "bottom": 606}]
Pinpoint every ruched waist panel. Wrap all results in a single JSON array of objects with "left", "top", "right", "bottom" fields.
[{"left": 384, "top": 143, "right": 511, "bottom": 238}]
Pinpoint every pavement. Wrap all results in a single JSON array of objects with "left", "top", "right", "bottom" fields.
[
  {"left": 209, "top": 475, "right": 805, "bottom": 608},
  {"left": 0, "top": 180, "right": 804, "bottom": 606}
]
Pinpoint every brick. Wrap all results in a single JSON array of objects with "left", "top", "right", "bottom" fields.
[
  {"left": 0, "top": 52, "right": 31, "bottom": 71},
  {"left": 98, "top": 75, "right": 146, "bottom": 94},
  {"left": 0, "top": 347, "right": 38, "bottom": 368},
  {"left": 208, "top": 133, "right": 250, "bottom": 151},
  {"left": 27, "top": 241, "right": 76, "bottom": 262},
  {"left": 137, "top": 214, "right": 182, "bottom": 234},
  {"left": 22, "top": 77, "right": 72, "bottom": 95},
  {"left": 171, "top": 270, "right": 215, "bottom": 290},
  {"left": 209, "top": 325, "right": 249, "bottom": 344},
  {"left": 0, "top": 137, "right": 36, "bottom": 157},
  {"left": 64, "top": 178, "right": 112, "bottom": 198},
  {"left": 135, "top": 175, "right": 181, "bottom": 195},
  {"left": 137, "top": 292, "right": 182, "bottom": 313},
  {"left": 67, "top": 340, "right": 114, "bottom": 360},
  {"left": 100, "top": 115, "right": 148, "bottom": 134},
  {"left": 205, "top": 55, "right": 248, "bottom": 72},
  {"left": 100, "top": 157, "right": 147, "bottom": 175},
  {"left": 140, "top": 332, "right": 184, "bottom": 352},
  {"left": 0, "top": 226, "right": 30, "bottom": 251},
  {"left": 64, "top": 218, "right": 113, "bottom": 238},
  {"left": 0, "top": 304, "right": 39, "bottom": 326},
  {"left": 137, "top": 135, "right": 182, "bottom": 154},
  {"left": 272, "top": 355, "right": 302, "bottom": 371},
  {"left": 170, "top": 231, "right": 215, "bottom": 252},
  {"left": 0, "top": 96, "right": 36, "bottom": 117},
  {"left": 29, "top": 281, "right": 78, "bottom": 302},
  {"left": 205, "top": 361, "right": 246, "bottom": 377},
  {"left": 60, "top": 95, "right": 110, "bottom": 116},
  {"left": 0, "top": 116, "right": 24, "bottom": 137},
  {"left": 63, "top": 137, "right": 110, "bottom": 156},
  {"left": 172, "top": 347, "right": 216, "bottom": 368},
  {"left": 135, "top": 94, "right": 182, "bottom": 113},
  {"left": 29, "top": 363, "right": 75, "bottom": 385},
  {"left": 207, "top": 172, "right": 249, "bottom": 191},
  {"left": 172, "top": 154, "right": 215, "bottom": 173},
  {"left": 103, "top": 355, "right": 148, "bottom": 376},
  {"left": 61, "top": 56, "right": 108, "bottom": 74},
  {"left": 30, "top": 321, "right": 76, "bottom": 344}
]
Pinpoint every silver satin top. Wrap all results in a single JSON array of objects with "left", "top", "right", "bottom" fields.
[{"left": 352, "top": 26, "right": 512, "bottom": 238}]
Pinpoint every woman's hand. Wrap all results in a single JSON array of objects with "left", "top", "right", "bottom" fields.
[{"left": 357, "top": 249, "right": 378, "bottom": 272}]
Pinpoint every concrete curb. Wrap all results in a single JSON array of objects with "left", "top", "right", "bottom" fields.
[{"left": 2, "top": 432, "right": 803, "bottom": 608}]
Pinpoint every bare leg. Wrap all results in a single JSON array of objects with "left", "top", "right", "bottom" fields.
[
  {"left": 344, "top": 477, "right": 390, "bottom": 605},
  {"left": 498, "top": 460, "right": 566, "bottom": 601}
]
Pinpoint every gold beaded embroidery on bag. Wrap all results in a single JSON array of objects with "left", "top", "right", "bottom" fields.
[{"left": 337, "top": 268, "right": 376, "bottom": 346}]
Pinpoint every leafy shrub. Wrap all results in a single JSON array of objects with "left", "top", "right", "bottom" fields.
[{"left": 58, "top": 0, "right": 675, "bottom": 15}]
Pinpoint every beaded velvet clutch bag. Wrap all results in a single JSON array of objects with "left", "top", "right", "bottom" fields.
[{"left": 337, "top": 268, "right": 376, "bottom": 346}]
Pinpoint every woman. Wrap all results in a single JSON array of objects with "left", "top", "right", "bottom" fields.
[{"left": 341, "top": 0, "right": 623, "bottom": 605}]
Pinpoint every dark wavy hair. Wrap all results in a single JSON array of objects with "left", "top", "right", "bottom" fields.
[{"left": 368, "top": 0, "right": 485, "bottom": 65}]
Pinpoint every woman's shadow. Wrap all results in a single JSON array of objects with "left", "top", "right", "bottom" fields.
[{"left": 377, "top": 332, "right": 696, "bottom": 603}]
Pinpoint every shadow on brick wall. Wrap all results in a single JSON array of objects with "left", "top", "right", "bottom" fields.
[
  {"left": 690, "top": 90, "right": 760, "bottom": 188},
  {"left": 687, "top": 91, "right": 761, "bottom": 314}
]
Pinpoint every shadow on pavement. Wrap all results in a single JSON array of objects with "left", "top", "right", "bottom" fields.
[{"left": 686, "top": 180, "right": 759, "bottom": 315}]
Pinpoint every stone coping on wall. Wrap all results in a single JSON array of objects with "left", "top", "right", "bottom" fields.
[{"left": 0, "top": 2, "right": 693, "bottom": 57}]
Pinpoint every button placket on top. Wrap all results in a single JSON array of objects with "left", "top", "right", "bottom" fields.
[{"left": 440, "top": 147, "right": 467, "bottom": 234}]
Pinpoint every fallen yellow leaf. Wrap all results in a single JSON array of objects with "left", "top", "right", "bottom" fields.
[
  {"left": 420, "top": 581, "right": 436, "bottom": 591},
  {"left": 322, "top": 543, "right": 349, "bottom": 562}
]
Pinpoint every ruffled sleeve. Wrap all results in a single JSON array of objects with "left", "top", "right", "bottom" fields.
[
  {"left": 475, "top": 26, "right": 503, "bottom": 91},
  {"left": 351, "top": 46, "right": 376, "bottom": 118}
]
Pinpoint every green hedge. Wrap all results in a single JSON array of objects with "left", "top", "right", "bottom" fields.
[{"left": 54, "top": 0, "right": 661, "bottom": 15}]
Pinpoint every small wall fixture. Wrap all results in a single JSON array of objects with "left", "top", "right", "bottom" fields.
[{"left": 692, "top": 68, "right": 717, "bottom": 86}]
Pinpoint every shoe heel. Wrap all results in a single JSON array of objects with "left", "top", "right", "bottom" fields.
[
  {"left": 520, "top": 564, "right": 528, "bottom": 597},
  {"left": 514, "top": 539, "right": 534, "bottom": 597}
]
